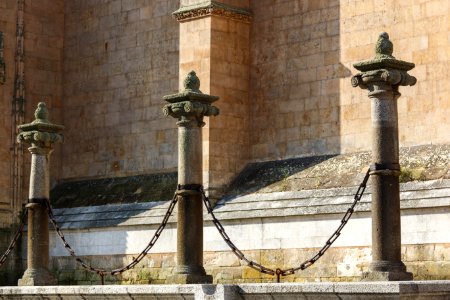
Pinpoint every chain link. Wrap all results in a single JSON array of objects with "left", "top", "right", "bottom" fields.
[
  {"left": 0, "top": 208, "right": 27, "bottom": 267},
  {"left": 0, "top": 168, "right": 370, "bottom": 283},
  {"left": 202, "top": 168, "right": 371, "bottom": 282},
  {"left": 44, "top": 192, "right": 178, "bottom": 283}
]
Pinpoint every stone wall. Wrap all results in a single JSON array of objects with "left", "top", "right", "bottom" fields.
[
  {"left": 1, "top": 0, "right": 450, "bottom": 211},
  {"left": 50, "top": 244, "right": 450, "bottom": 285},
  {"left": 27, "top": 178, "right": 450, "bottom": 284},
  {"left": 0, "top": 0, "right": 64, "bottom": 226},
  {"left": 61, "top": 0, "right": 180, "bottom": 181},
  {"left": 0, "top": 0, "right": 18, "bottom": 226},
  {"left": 249, "top": 0, "right": 450, "bottom": 161},
  {"left": 249, "top": 0, "right": 344, "bottom": 160},
  {"left": 23, "top": 0, "right": 65, "bottom": 188},
  {"left": 12, "top": 0, "right": 447, "bottom": 197}
]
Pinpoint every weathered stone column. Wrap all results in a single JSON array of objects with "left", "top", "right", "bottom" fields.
[
  {"left": 163, "top": 71, "right": 219, "bottom": 284},
  {"left": 17, "top": 102, "right": 63, "bottom": 286},
  {"left": 351, "top": 33, "right": 416, "bottom": 281}
]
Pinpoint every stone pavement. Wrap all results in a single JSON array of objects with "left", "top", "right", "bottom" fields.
[{"left": 0, "top": 281, "right": 449, "bottom": 299}]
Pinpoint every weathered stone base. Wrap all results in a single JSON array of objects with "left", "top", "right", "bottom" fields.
[
  {"left": 362, "top": 271, "right": 414, "bottom": 281},
  {"left": 167, "top": 274, "right": 213, "bottom": 284},
  {"left": 18, "top": 268, "right": 57, "bottom": 286},
  {"left": 0, "top": 282, "right": 449, "bottom": 299},
  {"left": 362, "top": 261, "right": 414, "bottom": 281},
  {"left": 50, "top": 243, "right": 450, "bottom": 285}
]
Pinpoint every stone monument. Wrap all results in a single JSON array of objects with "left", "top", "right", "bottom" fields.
[
  {"left": 351, "top": 32, "right": 416, "bottom": 281},
  {"left": 17, "top": 102, "right": 63, "bottom": 286},
  {"left": 163, "top": 71, "right": 219, "bottom": 283}
]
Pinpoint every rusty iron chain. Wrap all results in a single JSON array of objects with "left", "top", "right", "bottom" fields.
[
  {"left": 0, "top": 208, "right": 28, "bottom": 267},
  {"left": 44, "top": 191, "right": 178, "bottom": 284},
  {"left": 201, "top": 168, "right": 371, "bottom": 282},
  {"left": 201, "top": 188, "right": 276, "bottom": 276},
  {"left": 0, "top": 168, "right": 370, "bottom": 283}
]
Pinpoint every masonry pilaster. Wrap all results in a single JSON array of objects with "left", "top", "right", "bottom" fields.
[{"left": 173, "top": 0, "right": 251, "bottom": 201}]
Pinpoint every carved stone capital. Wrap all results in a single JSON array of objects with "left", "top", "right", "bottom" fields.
[
  {"left": 173, "top": 1, "right": 252, "bottom": 23},
  {"left": 351, "top": 32, "right": 416, "bottom": 93},
  {"left": 18, "top": 131, "right": 63, "bottom": 149},
  {"left": 351, "top": 69, "right": 417, "bottom": 90},
  {"left": 163, "top": 71, "right": 219, "bottom": 127},
  {"left": 17, "top": 102, "right": 64, "bottom": 150},
  {"left": 163, "top": 101, "right": 219, "bottom": 127}
]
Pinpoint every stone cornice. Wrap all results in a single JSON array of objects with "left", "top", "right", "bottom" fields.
[{"left": 173, "top": 1, "right": 252, "bottom": 23}]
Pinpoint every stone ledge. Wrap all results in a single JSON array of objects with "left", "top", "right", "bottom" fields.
[
  {"left": 228, "top": 144, "right": 449, "bottom": 196},
  {"left": 0, "top": 282, "right": 448, "bottom": 299},
  {"left": 46, "top": 178, "right": 450, "bottom": 229},
  {"left": 50, "top": 172, "right": 177, "bottom": 208}
]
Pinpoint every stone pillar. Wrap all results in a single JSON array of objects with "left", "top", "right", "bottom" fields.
[
  {"left": 351, "top": 33, "right": 416, "bottom": 281},
  {"left": 163, "top": 71, "right": 219, "bottom": 284},
  {"left": 173, "top": 0, "right": 251, "bottom": 201},
  {"left": 17, "top": 102, "right": 63, "bottom": 286}
]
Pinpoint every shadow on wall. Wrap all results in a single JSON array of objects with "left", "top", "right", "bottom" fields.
[
  {"left": 221, "top": 1, "right": 350, "bottom": 198},
  {"left": 225, "top": 154, "right": 336, "bottom": 197},
  {"left": 249, "top": 1, "right": 349, "bottom": 161},
  {"left": 0, "top": 228, "right": 23, "bottom": 285},
  {"left": 50, "top": 172, "right": 178, "bottom": 208}
]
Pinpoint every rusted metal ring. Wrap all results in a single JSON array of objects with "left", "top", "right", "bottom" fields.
[
  {"left": 370, "top": 163, "right": 400, "bottom": 171},
  {"left": 27, "top": 197, "right": 48, "bottom": 207},
  {"left": 177, "top": 184, "right": 202, "bottom": 191},
  {"left": 369, "top": 170, "right": 401, "bottom": 176},
  {"left": 176, "top": 184, "right": 203, "bottom": 196}
]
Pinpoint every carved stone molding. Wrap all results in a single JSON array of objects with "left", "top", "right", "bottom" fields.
[
  {"left": 173, "top": 1, "right": 252, "bottom": 23},
  {"left": 351, "top": 32, "right": 416, "bottom": 88},
  {"left": 163, "top": 71, "right": 219, "bottom": 127},
  {"left": 163, "top": 101, "right": 219, "bottom": 127},
  {"left": 17, "top": 102, "right": 64, "bottom": 149},
  {"left": 351, "top": 69, "right": 417, "bottom": 89}
]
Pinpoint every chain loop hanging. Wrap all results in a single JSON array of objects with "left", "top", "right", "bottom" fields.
[
  {"left": 202, "top": 168, "right": 371, "bottom": 282},
  {"left": 45, "top": 191, "right": 179, "bottom": 284},
  {"left": 3, "top": 169, "right": 371, "bottom": 283}
]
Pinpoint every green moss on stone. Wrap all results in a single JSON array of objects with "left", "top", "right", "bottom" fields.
[{"left": 399, "top": 168, "right": 426, "bottom": 183}]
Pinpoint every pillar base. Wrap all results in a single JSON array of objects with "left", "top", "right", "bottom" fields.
[
  {"left": 18, "top": 268, "right": 57, "bottom": 286},
  {"left": 166, "top": 274, "right": 213, "bottom": 284},
  {"left": 362, "top": 270, "right": 413, "bottom": 281},
  {"left": 362, "top": 261, "right": 413, "bottom": 281}
]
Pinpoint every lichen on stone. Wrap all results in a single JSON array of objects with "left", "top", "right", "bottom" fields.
[{"left": 226, "top": 144, "right": 449, "bottom": 196}]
